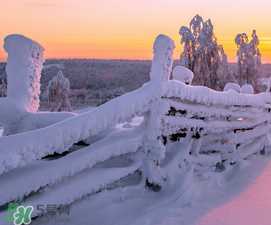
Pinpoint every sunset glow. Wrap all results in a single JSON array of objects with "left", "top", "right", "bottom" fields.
[{"left": 0, "top": 0, "right": 270, "bottom": 62}]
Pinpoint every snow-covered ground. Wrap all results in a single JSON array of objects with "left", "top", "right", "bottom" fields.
[{"left": 197, "top": 159, "right": 271, "bottom": 225}]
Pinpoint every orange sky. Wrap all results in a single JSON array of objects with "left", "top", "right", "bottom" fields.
[{"left": 0, "top": 0, "right": 270, "bottom": 62}]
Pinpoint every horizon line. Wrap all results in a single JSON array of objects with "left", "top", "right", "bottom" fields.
[{"left": 0, "top": 56, "right": 270, "bottom": 64}]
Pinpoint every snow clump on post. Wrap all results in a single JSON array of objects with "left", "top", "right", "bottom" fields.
[
  {"left": 4, "top": 34, "right": 44, "bottom": 112},
  {"left": 149, "top": 34, "right": 175, "bottom": 83},
  {"left": 172, "top": 66, "right": 194, "bottom": 85}
]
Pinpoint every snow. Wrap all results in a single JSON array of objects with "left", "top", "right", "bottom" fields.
[
  {"left": 0, "top": 126, "right": 143, "bottom": 205},
  {"left": 150, "top": 34, "right": 175, "bottom": 83},
  {"left": 240, "top": 84, "right": 254, "bottom": 94},
  {"left": 4, "top": 34, "right": 44, "bottom": 112},
  {"left": 172, "top": 66, "right": 194, "bottom": 84},
  {"left": 0, "top": 165, "right": 140, "bottom": 225},
  {"left": 23, "top": 145, "right": 271, "bottom": 225},
  {"left": 164, "top": 80, "right": 271, "bottom": 107},
  {"left": 0, "top": 97, "right": 26, "bottom": 135},
  {"left": 197, "top": 158, "right": 271, "bottom": 225},
  {"left": 223, "top": 82, "right": 241, "bottom": 93}
]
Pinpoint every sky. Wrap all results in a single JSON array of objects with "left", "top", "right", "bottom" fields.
[{"left": 0, "top": 0, "right": 270, "bottom": 62}]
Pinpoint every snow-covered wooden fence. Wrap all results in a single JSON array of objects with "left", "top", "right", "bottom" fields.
[
  {"left": 159, "top": 82, "right": 271, "bottom": 174},
  {"left": 0, "top": 33, "right": 271, "bottom": 220}
]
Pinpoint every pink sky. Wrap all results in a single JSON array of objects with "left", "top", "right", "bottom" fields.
[{"left": 0, "top": 0, "right": 270, "bottom": 62}]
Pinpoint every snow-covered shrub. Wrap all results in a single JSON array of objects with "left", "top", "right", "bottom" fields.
[
  {"left": 172, "top": 66, "right": 194, "bottom": 85},
  {"left": 179, "top": 15, "right": 230, "bottom": 89},
  {"left": 235, "top": 30, "right": 261, "bottom": 88},
  {"left": 47, "top": 70, "right": 72, "bottom": 112},
  {"left": 4, "top": 34, "right": 44, "bottom": 112},
  {"left": 241, "top": 84, "right": 254, "bottom": 94},
  {"left": 0, "top": 79, "right": 7, "bottom": 97},
  {"left": 223, "top": 82, "right": 241, "bottom": 93}
]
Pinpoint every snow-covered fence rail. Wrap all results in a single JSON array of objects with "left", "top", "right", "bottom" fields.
[
  {"left": 0, "top": 82, "right": 157, "bottom": 175},
  {"left": 0, "top": 35, "right": 173, "bottom": 210},
  {"left": 159, "top": 80, "right": 271, "bottom": 174}
]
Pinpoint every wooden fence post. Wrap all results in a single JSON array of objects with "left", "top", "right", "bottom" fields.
[
  {"left": 143, "top": 34, "right": 175, "bottom": 191},
  {"left": 4, "top": 34, "right": 44, "bottom": 112}
]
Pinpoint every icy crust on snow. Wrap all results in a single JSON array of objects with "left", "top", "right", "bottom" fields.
[
  {"left": 163, "top": 80, "right": 271, "bottom": 107},
  {"left": 4, "top": 34, "right": 44, "bottom": 112},
  {"left": 0, "top": 129, "right": 143, "bottom": 205},
  {"left": 0, "top": 82, "right": 157, "bottom": 175}
]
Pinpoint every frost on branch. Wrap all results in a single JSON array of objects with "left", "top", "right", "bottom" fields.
[
  {"left": 47, "top": 70, "right": 72, "bottom": 112},
  {"left": 172, "top": 66, "right": 194, "bottom": 85},
  {"left": 179, "top": 15, "right": 230, "bottom": 89},
  {"left": 4, "top": 34, "right": 44, "bottom": 112}
]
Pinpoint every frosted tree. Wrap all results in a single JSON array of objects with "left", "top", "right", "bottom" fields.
[
  {"left": 179, "top": 15, "right": 230, "bottom": 89},
  {"left": 48, "top": 70, "right": 72, "bottom": 112},
  {"left": 235, "top": 30, "right": 261, "bottom": 88},
  {"left": 0, "top": 79, "right": 7, "bottom": 97}
]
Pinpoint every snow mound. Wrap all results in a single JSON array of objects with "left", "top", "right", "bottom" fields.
[
  {"left": 172, "top": 66, "right": 194, "bottom": 85},
  {"left": 223, "top": 82, "right": 241, "bottom": 93}
]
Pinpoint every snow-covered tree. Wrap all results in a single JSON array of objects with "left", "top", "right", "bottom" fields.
[
  {"left": 47, "top": 70, "right": 72, "bottom": 112},
  {"left": 0, "top": 79, "right": 7, "bottom": 97},
  {"left": 179, "top": 15, "right": 230, "bottom": 89},
  {"left": 235, "top": 30, "right": 261, "bottom": 88}
]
